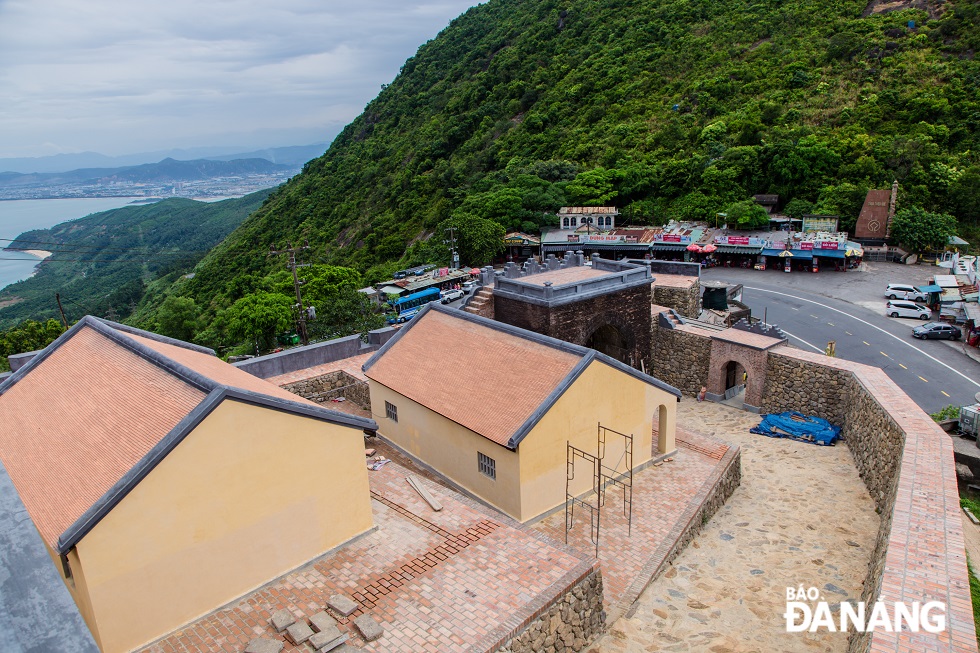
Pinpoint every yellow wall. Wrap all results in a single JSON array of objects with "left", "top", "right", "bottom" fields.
[
  {"left": 369, "top": 360, "right": 676, "bottom": 524},
  {"left": 71, "top": 400, "right": 373, "bottom": 653},
  {"left": 518, "top": 360, "right": 676, "bottom": 521},
  {"left": 368, "top": 382, "right": 522, "bottom": 518}
]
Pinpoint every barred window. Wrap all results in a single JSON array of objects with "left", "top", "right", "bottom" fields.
[
  {"left": 478, "top": 452, "right": 496, "bottom": 480},
  {"left": 385, "top": 401, "right": 398, "bottom": 422}
]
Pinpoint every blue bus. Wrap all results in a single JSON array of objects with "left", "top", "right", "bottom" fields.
[{"left": 386, "top": 287, "right": 441, "bottom": 324}]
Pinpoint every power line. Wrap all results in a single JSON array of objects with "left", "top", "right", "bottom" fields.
[{"left": 0, "top": 237, "right": 210, "bottom": 254}]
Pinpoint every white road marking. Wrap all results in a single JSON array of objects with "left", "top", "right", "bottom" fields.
[
  {"left": 745, "top": 286, "right": 980, "bottom": 390},
  {"left": 777, "top": 328, "right": 824, "bottom": 353},
  {"left": 844, "top": 331, "right": 853, "bottom": 336}
]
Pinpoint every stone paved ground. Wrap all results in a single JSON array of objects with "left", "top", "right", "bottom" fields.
[
  {"left": 589, "top": 400, "right": 880, "bottom": 653},
  {"left": 141, "top": 461, "right": 592, "bottom": 653},
  {"left": 531, "top": 429, "right": 732, "bottom": 621}
]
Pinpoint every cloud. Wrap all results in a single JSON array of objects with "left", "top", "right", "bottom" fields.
[{"left": 0, "top": 0, "right": 478, "bottom": 157}]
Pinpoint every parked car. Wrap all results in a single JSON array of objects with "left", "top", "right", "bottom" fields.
[
  {"left": 462, "top": 280, "right": 476, "bottom": 293},
  {"left": 885, "top": 283, "right": 928, "bottom": 302},
  {"left": 912, "top": 322, "right": 961, "bottom": 340},
  {"left": 886, "top": 300, "right": 931, "bottom": 320},
  {"left": 440, "top": 288, "right": 464, "bottom": 304}
]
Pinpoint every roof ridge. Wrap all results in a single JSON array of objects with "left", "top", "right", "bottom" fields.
[{"left": 96, "top": 318, "right": 217, "bottom": 355}]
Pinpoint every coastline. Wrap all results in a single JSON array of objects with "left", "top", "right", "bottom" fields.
[{"left": 20, "top": 250, "right": 52, "bottom": 260}]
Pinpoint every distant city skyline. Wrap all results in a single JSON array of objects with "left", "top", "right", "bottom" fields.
[{"left": 0, "top": 1, "right": 478, "bottom": 159}]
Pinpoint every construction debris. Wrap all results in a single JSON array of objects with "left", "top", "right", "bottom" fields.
[{"left": 406, "top": 475, "right": 443, "bottom": 512}]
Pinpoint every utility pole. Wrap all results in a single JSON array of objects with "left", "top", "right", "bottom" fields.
[
  {"left": 270, "top": 241, "right": 311, "bottom": 346},
  {"left": 444, "top": 226, "right": 459, "bottom": 270},
  {"left": 55, "top": 293, "right": 69, "bottom": 329}
]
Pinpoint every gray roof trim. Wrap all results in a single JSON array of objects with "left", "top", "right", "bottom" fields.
[
  {"left": 594, "top": 352, "right": 682, "bottom": 398},
  {"left": 0, "top": 317, "right": 94, "bottom": 397},
  {"left": 506, "top": 352, "right": 595, "bottom": 449},
  {"left": 55, "top": 386, "right": 377, "bottom": 555},
  {"left": 96, "top": 318, "right": 217, "bottom": 356},
  {"left": 492, "top": 276, "right": 652, "bottom": 309},
  {"left": 222, "top": 387, "right": 377, "bottom": 431},
  {"left": 56, "top": 387, "right": 227, "bottom": 555}
]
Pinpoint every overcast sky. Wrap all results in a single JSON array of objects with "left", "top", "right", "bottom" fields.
[{"left": 0, "top": 0, "right": 478, "bottom": 158}]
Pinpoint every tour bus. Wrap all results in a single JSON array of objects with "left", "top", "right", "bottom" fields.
[{"left": 385, "top": 287, "right": 441, "bottom": 324}]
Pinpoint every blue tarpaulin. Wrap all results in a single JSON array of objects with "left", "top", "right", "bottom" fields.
[
  {"left": 917, "top": 285, "right": 943, "bottom": 293},
  {"left": 750, "top": 411, "right": 842, "bottom": 446}
]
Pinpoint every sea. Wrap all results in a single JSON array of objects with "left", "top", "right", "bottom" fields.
[{"left": 0, "top": 197, "right": 141, "bottom": 291}]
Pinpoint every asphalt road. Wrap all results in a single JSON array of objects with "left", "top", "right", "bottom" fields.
[{"left": 702, "top": 266, "right": 980, "bottom": 414}]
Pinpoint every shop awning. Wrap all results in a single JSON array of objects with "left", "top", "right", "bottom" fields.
[
  {"left": 789, "top": 251, "right": 813, "bottom": 261},
  {"left": 715, "top": 245, "right": 763, "bottom": 254},
  {"left": 917, "top": 285, "right": 943, "bottom": 293},
  {"left": 650, "top": 243, "right": 690, "bottom": 252},
  {"left": 814, "top": 250, "right": 845, "bottom": 259},
  {"left": 761, "top": 248, "right": 786, "bottom": 257},
  {"left": 965, "top": 302, "right": 980, "bottom": 324}
]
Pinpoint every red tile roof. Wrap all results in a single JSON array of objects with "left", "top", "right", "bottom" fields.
[
  {"left": 0, "top": 318, "right": 372, "bottom": 551},
  {"left": 364, "top": 309, "right": 583, "bottom": 446},
  {"left": 0, "top": 326, "right": 206, "bottom": 548}
]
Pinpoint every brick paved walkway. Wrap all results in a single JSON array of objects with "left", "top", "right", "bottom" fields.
[
  {"left": 141, "top": 461, "right": 593, "bottom": 653},
  {"left": 531, "top": 427, "right": 736, "bottom": 623}
]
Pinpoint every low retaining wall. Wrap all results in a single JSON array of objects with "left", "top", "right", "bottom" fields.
[
  {"left": 652, "top": 283, "right": 699, "bottom": 319},
  {"left": 493, "top": 568, "right": 605, "bottom": 653},
  {"left": 234, "top": 328, "right": 396, "bottom": 379},
  {"left": 281, "top": 370, "right": 371, "bottom": 410}
]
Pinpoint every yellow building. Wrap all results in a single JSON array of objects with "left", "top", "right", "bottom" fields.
[
  {"left": 363, "top": 304, "right": 680, "bottom": 523},
  {"left": 0, "top": 317, "right": 377, "bottom": 653}
]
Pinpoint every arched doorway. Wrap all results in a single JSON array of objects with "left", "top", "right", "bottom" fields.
[{"left": 586, "top": 324, "right": 630, "bottom": 364}]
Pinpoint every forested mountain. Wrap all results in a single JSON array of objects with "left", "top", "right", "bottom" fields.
[
  {"left": 176, "top": 0, "right": 979, "bottom": 310},
  {"left": 0, "top": 190, "right": 273, "bottom": 330}
]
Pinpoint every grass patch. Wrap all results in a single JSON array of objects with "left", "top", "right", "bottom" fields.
[
  {"left": 968, "top": 555, "right": 980, "bottom": 643},
  {"left": 962, "top": 496, "right": 980, "bottom": 519}
]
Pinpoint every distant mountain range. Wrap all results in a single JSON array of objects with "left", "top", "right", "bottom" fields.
[
  {"left": 0, "top": 143, "right": 329, "bottom": 175},
  {"left": 0, "top": 158, "right": 296, "bottom": 189}
]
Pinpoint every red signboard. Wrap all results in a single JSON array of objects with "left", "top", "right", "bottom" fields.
[
  {"left": 728, "top": 236, "right": 749, "bottom": 245},
  {"left": 799, "top": 242, "right": 814, "bottom": 250},
  {"left": 820, "top": 241, "right": 839, "bottom": 250},
  {"left": 661, "top": 234, "right": 681, "bottom": 242}
]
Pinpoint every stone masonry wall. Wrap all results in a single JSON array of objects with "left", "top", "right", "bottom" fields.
[
  {"left": 649, "top": 324, "right": 710, "bottom": 397},
  {"left": 282, "top": 370, "right": 371, "bottom": 409},
  {"left": 761, "top": 352, "right": 852, "bottom": 426},
  {"left": 652, "top": 282, "right": 700, "bottom": 319},
  {"left": 494, "top": 568, "right": 605, "bottom": 653},
  {"left": 649, "top": 331, "right": 975, "bottom": 653}
]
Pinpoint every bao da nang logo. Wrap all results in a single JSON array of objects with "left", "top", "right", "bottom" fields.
[{"left": 784, "top": 586, "right": 946, "bottom": 633}]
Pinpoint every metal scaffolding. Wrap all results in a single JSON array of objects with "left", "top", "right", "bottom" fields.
[{"left": 564, "top": 423, "right": 635, "bottom": 558}]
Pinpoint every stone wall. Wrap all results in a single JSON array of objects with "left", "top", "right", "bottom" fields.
[
  {"left": 495, "top": 283, "right": 652, "bottom": 370},
  {"left": 652, "top": 282, "right": 700, "bottom": 319},
  {"left": 648, "top": 324, "right": 710, "bottom": 397},
  {"left": 761, "top": 351, "right": 852, "bottom": 426},
  {"left": 281, "top": 370, "right": 371, "bottom": 409},
  {"left": 494, "top": 568, "right": 604, "bottom": 653}
]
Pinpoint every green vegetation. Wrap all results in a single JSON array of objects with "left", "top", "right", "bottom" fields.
[
  {"left": 8, "top": 0, "right": 980, "bottom": 358},
  {"left": 890, "top": 206, "right": 959, "bottom": 253},
  {"left": 0, "top": 191, "right": 272, "bottom": 330},
  {"left": 0, "top": 319, "right": 65, "bottom": 372},
  {"left": 931, "top": 404, "right": 962, "bottom": 421},
  {"left": 969, "top": 556, "right": 980, "bottom": 643}
]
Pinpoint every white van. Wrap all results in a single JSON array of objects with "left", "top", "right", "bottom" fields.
[
  {"left": 462, "top": 280, "right": 476, "bottom": 293},
  {"left": 886, "top": 300, "right": 931, "bottom": 320}
]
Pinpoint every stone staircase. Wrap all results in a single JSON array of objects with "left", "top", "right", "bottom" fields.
[{"left": 463, "top": 287, "right": 494, "bottom": 318}]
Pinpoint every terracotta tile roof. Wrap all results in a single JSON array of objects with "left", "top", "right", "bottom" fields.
[
  {"left": 124, "top": 332, "right": 320, "bottom": 408},
  {"left": 0, "top": 318, "right": 374, "bottom": 552},
  {"left": 711, "top": 327, "right": 785, "bottom": 350},
  {"left": 0, "top": 326, "right": 206, "bottom": 548},
  {"left": 364, "top": 309, "right": 584, "bottom": 446}
]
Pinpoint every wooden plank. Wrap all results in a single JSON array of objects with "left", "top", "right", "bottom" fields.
[{"left": 406, "top": 475, "right": 443, "bottom": 512}]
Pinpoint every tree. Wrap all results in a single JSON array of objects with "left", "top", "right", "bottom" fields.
[
  {"left": 225, "top": 292, "right": 293, "bottom": 353},
  {"left": 889, "top": 207, "right": 958, "bottom": 254},
  {"left": 723, "top": 200, "right": 770, "bottom": 230},
  {"left": 443, "top": 213, "right": 505, "bottom": 265},
  {"left": 0, "top": 319, "right": 65, "bottom": 372},
  {"left": 156, "top": 296, "right": 199, "bottom": 342}
]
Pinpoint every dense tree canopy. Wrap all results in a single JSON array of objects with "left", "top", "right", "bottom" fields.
[{"left": 889, "top": 206, "right": 959, "bottom": 253}]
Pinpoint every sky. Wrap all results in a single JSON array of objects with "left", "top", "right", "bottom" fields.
[{"left": 0, "top": 0, "right": 478, "bottom": 158}]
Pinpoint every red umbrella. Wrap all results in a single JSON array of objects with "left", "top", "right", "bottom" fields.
[
  {"left": 702, "top": 243, "right": 717, "bottom": 253},
  {"left": 469, "top": 268, "right": 480, "bottom": 275},
  {"left": 686, "top": 243, "right": 702, "bottom": 252}
]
